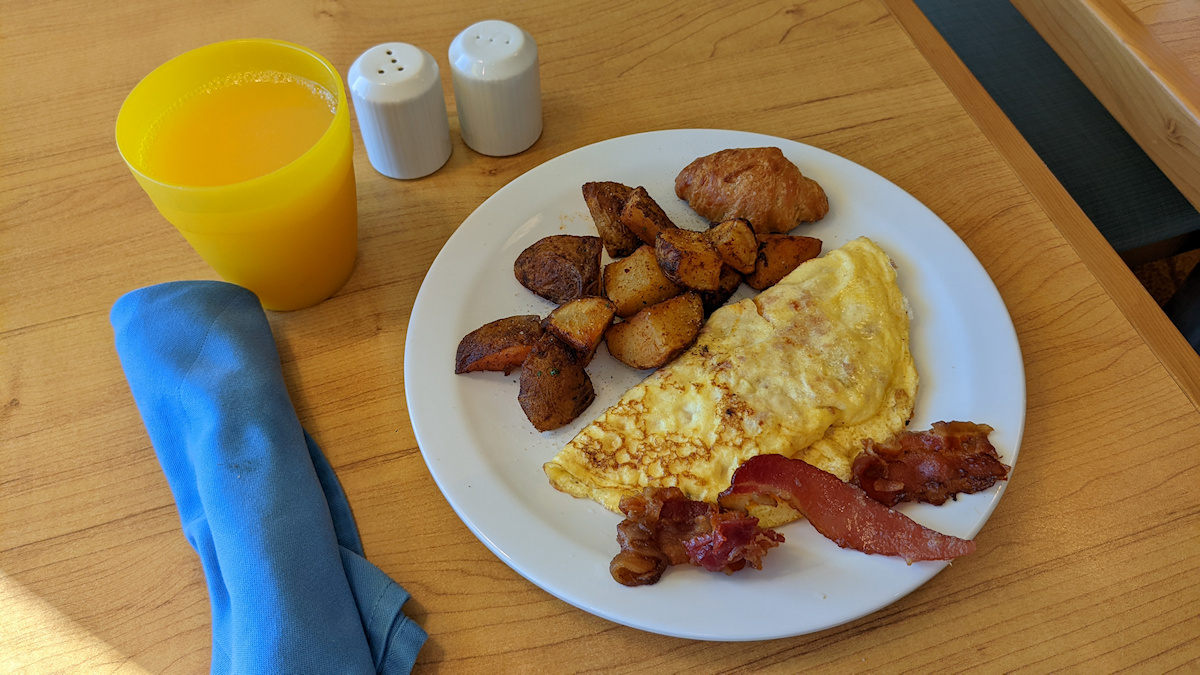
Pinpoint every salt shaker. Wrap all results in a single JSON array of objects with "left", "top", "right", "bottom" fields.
[
  {"left": 448, "top": 20, "right": 542, "bottom": 156},
  {"left": 348, "top": 43, "right": 452, "bottom": 179}
]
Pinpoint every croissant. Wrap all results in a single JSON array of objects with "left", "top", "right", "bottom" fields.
[{"left": 674, "top": 147, "right": 829, "bottom": 234}]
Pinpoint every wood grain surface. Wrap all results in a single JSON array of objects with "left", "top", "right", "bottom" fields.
[
  {"left": 2, "top": 0, "right": 1198, "bottom": 671},
  {"left": 1126, "top": 0, "right": 1200, "bottom": 73}
]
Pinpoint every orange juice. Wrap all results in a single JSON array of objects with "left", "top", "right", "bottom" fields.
[
  {"left": 142, "top": 73, "right": 336, "bottom": 186},
  {"left": 116, "top": 39, "right": 358, "bottom": 311}
]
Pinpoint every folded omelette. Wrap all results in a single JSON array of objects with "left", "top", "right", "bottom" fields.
[{"left": 543, "top": 236, "right": 918, "bottom": 527}]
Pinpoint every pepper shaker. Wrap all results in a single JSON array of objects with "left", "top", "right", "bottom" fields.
[{"left": 348, "top": 43, "right": 452, "bottom": 179}]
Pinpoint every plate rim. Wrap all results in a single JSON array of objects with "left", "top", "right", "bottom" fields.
[{"left": 404, "top": 128, "right": 1027, "bottom": 641}]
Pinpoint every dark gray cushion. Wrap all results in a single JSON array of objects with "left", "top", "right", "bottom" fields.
[{"left": 915, "top": 0, "right": 1200, "bottom": 253}]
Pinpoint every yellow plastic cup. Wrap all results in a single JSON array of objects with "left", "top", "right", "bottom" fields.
[{"left": 116, "top": 39, "right": 357, "bottom": 311}]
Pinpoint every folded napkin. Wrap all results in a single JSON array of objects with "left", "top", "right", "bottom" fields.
[{"left": 111, "top": 281, "right": 426, "bottom": 674}]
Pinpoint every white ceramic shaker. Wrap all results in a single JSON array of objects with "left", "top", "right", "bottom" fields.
[
  {"left": 448, "top": 20, "right": 542, "bottom": 156},
  {"left": 348, "top": 43, "right": 452, "bottom": 179}
]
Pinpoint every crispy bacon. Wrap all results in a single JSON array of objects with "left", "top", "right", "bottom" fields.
[
  {"left": 852, "top": 421, "right": 1010, "bottom": 507},
  {"left": 610, "top": 487, "right": 783, "bottom": 586},
  {"left": 719, "top": 454, "right": 975, "bottom": 563},
  {"left": 684, "top": 510, "right": 785, "bottom": 573}
]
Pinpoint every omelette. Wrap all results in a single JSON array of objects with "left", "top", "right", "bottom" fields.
[{"left": 543, "top": 237, "right": 918, "bottom": 527}]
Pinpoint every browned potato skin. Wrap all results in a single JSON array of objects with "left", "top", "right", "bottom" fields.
[
  {"left": 455, "top": 315, "right": 544, "bottom": 375},
  {"left": 518, "top": 333, "right": 596, "bottom": 431},
  {"left": 582, "top": 182, "right": 639, "bottom": 258},
  {"left": 604, "top": 292, "right": 704, "bottom": 370},
  {"left": 745, "top": 234, "right": 822, "bottom": 290},
  {"left": 514, "top": 235, "right": 603, "bottom": 304},
  {"left": 603, "top": 245, "right": 683, "bottom": 318},
  {"left": 699, "top": 265, "right": 743, "bottom": 316},
  {"left": 544, "top": 296, "right": 617, "bottom": 360},
  {"left": 619, "top": 187, "right": 677, "bottom": 246},
  {"left": 654, "top": 228, "right": 723, "bottom": 292},
  {"left": 705, "top": 218, "right": 757, "bottom": 274}
]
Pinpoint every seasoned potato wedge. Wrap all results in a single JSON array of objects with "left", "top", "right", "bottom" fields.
[
  {"left": 544, "top": 296, "right": 617, "bottom": 360},
  {"left": 699, "top": 264, "right": 743, "bottom": 316},
  {"left": 514, "top": 235, "right": 603, "bottom": 304},
  {"left": 603, "top": 245, "right": 683, "bottom": 318},
  {"left": 582, "top": 181, "right": 639, "bottom": 258},
  {"left": 455, "top": 315, "right": 544, "bottom": 375},
  {"left": 654, "top": 228, "right": 723, "bottom": 292},
  {"left": 705, "top": 218, "right": 757, "bottom": 274},
  {"left": 518, "top": 333, "right": 596, "bottom": 431},
  {"left": 619, "top": 186, "right": 677, "bottom": 246},
  {"left": 604, "top": 292, "right": 704, "bottom": 370},
  {"left": 745, "top": 234, "right": 822, "bottom": 290}
]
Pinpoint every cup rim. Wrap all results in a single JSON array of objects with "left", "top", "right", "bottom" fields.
[{"left": 115, "top": 38, "right": 348, "bottom": 194}]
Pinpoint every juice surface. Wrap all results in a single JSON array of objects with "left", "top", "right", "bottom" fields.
[{"left": 142, "top": 71, "right": 336, "bottom": 186}]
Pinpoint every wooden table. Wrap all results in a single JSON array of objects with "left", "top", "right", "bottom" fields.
[
  {"left": 4, "top": 0, "right": 1199, "bottom": 670},
  {"left": 1012, "top": 0, "right": 1200, "bottom": 214}
]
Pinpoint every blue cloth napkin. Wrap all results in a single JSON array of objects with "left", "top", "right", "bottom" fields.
[{"left": 111, "top": 281, "right": 426, "bottom": 674}]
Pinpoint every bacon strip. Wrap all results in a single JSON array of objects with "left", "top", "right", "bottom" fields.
[
  {"left": 852, "top": 421, "right": 1010, "bottom": 507},
  {"left": 610, "top": 487, "right": 783, "bottom": 586},
  {"left": 719, "top": 454, "right": 974, "bottom": 563},
  {"left": 685, "top": 510, "right": 785, "bottom": 573}
]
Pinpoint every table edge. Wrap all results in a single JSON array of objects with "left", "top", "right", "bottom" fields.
[
  {"left": 884, "top": 0, "right": 1200, "bottom": 411},
  {"left": 1011, "top": 0, "right": 1200, "bottom": 213}
]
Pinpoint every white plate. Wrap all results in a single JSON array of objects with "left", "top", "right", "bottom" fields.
[{"left": 404, "top": 129, "right": 1025, "bottom": 641}]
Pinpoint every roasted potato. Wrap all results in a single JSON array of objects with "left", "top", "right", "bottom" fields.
[
  {"left": 604, "top": 292, "right": 704, "bottom": 370},
  {"left": 518, "top": 333, "right": 596, "bottom": 431},
  {"left": 654, "top": 228, "right": 723, "bottom": 292},
  {"left": 455, "top": 315, "right": 544, "bottom": 375},
  {"left": 514, "top": 235, "right": 603, "bottom": 304},
  {"left": 603, "top": 245, "right": 683, "bottom": 318},
  {"left": 582, "top": 181, "right": 639, "bottom": 258},
  {"left": 544, "top": 296, "right": 617, "bottom": 361},
  {"left": 619, "top": 186, "right": 677, "bottom": 246},
  {"left": 699, "top": 265, "right": 743, "bottom": 316},
  {"left": 745, "top": 234, "right": 822, "bottom": 290},
  {"left": 705, "top": 218, "right": 757, "bottom": 274}
]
